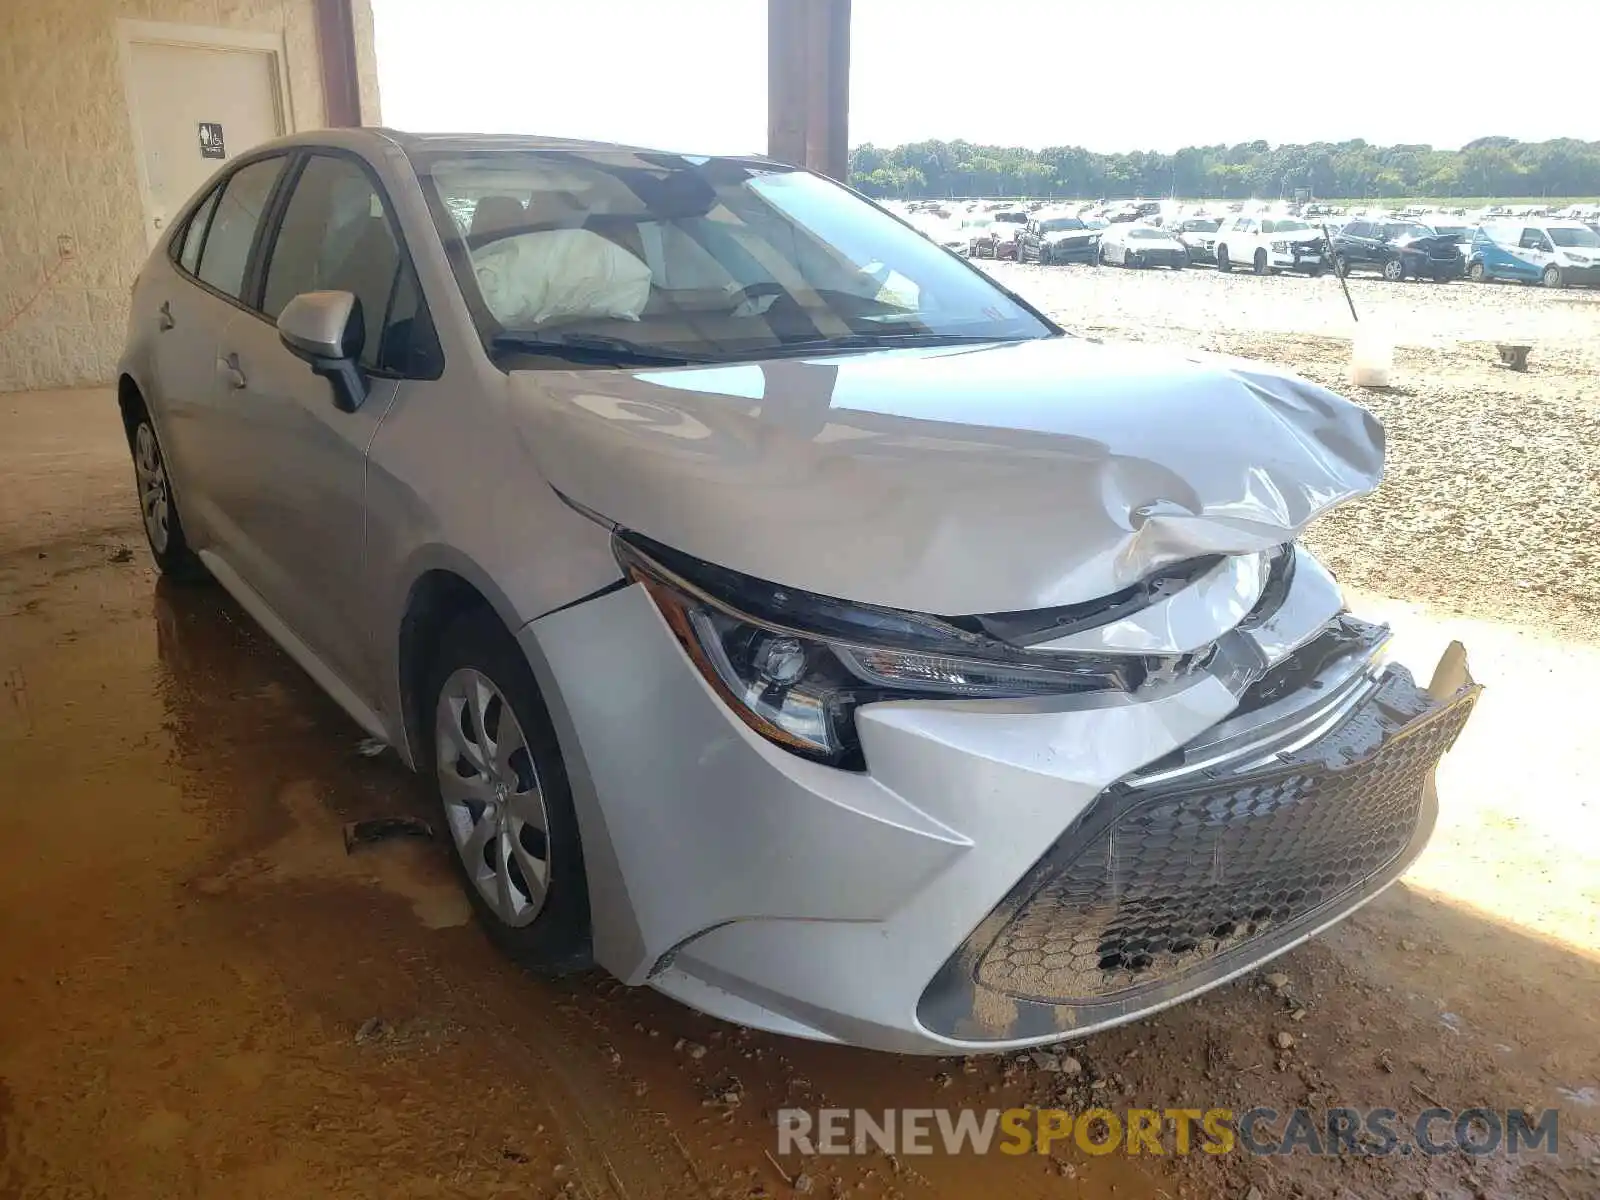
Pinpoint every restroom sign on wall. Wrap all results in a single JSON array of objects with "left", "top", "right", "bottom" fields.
[{"left": 198, "top": 122, "right": 226, "bottom": 159}]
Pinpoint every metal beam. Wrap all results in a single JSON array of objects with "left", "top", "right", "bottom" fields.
[{"left": 768, "top": 0, "right": 850, "bottom": 180}]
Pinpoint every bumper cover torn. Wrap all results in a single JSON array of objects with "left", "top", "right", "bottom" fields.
[{"left": 918, "top": 647, "right": 1479, "bottom": 1042}]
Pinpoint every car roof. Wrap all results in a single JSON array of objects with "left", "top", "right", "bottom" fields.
[
  {"left": 375, "top": 128, "right": 681, "bottom": 156},
  {"left": 245, "top": 126, "right": 771, "bottom": 164}
]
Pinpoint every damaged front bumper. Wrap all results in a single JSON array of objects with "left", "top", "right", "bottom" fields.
[
  {"left": 524, "top": 544, "right": 1477, "bottom": 1054},
  {"left": 918, "top": 641, "right": 1478, "bottom": 1042}
]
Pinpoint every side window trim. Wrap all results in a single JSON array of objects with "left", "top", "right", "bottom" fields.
[{"left": 254, "top": 146, "right": 444, "bottom": 381}]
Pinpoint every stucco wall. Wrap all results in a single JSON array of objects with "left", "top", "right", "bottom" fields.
[{"left": 0, "top": 0, "right": 382, "bottom": 393}]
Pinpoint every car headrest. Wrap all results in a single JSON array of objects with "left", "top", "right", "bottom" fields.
[{"left": 469, "top": 195, "right": 527, "bottom": 240}]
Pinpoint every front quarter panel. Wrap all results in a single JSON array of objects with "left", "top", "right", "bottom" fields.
[{"left": 363, "top": 369, "right": 623, "bottom": 758}]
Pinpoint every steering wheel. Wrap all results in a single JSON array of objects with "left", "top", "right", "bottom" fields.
[{"left": 728, "top": 281, "right": 788, "bottom": 313}]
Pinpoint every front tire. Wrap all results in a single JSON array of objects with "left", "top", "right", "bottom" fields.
[
  {"left": 1253, "top": 249, "right": 1271, "bottom": 275},
  {"left": 1543, "top": 264, "right": 1563, "bottom": 288},
  {"left": 429, "top": 609, "right": 591, "bottom": 974},
  {"left": 129, "top": 413, "right": 206, "bottom": 581},
  {"left": 1468, "top": 261, "right": 1486, "bottom": 282},
  {"left": 1382, "top": 258, "right": 1406, "bottom": 282},
  {"left": 1334, "top": 253, "right": 1351, "bottom": 277},
  {"left": 1216, "top": 245, "right": 1232, "bottom": 273}
]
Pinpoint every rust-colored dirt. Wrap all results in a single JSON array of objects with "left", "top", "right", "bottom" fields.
[{"left": 1, "top": 385, "right": 1596, "bottom": 1200}]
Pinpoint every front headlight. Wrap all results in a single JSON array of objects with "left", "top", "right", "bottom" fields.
[
  {"left": 1270, "top": 240, "right": 1288, "bottom": 253},
  {"left": 615, "top": 535, "right": 1140, "bottom": 767},
  {"left": 1567, "top": 253, "right": 1591, "bottom": 264}
]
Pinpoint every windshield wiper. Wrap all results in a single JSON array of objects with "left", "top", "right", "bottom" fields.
[
  {"left": 490, "top": 331, "right": 705, "bottom": 366},
  {"left": 758, "top": 331, "right": 1031, "bottom": 358}
]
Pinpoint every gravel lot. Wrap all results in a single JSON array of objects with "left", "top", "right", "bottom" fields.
[{"left": 984, "top": 262, "right": 1600, "bottom": 643}]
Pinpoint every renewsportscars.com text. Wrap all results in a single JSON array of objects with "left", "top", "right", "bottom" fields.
[{"left": 776, "top": 1106, "right": 1560, "bottom": 1158}]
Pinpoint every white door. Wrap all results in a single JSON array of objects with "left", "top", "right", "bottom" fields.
[{"left": 125, "top": 38, "right": 284, "bottom": 247}]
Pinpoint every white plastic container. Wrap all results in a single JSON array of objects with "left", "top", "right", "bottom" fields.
[{"left": 1348, "top": 326, "right": 1393, "bottom": 388}]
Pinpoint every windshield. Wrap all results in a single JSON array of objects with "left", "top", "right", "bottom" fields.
[
  {"left": 1128, "top": 228, "right": 1170, "bottom": 240},
  {"left": 993, "top": 212, "right": 1028, "bottom": 224},
  {"left": 1180, "top": 219, "right": 1220, "bottom": 232},
  {"left": 1433, "top": 225, "right": 1469, "bottom": 239},
  {"left": 1261, "top": 219, "right": 1312, "bottom": 233},
  {"left": 1383, "top": 223, "right": 1435, "bottom": 241},
  {"left": 415, "top": 151, "right": 1052, "bottom": 363},
  {"left": 1039, "top": 217, "right": 1086, "bottom": 232},
  {"left": 1550, "top": 226, "right": 1600, "bottom": 248}
]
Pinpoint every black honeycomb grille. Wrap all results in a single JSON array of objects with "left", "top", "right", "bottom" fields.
[{"left": 975, "top": 680, "right": 1475, "bottom": 1005}]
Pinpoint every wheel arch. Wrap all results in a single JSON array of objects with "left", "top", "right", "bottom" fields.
[
  {"left": 117, "top": 374, "right": 148, "bottom": 446},
  {"left": 396, "top": 565, "right": 505, "bottom": 772}
]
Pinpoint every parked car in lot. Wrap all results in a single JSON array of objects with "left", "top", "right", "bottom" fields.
[
  {"left": 1213, "top": 215, "right": 1329, "bottom": 275},
  {"left": 911, "top": 216, "right": 972, "bottom": 258},
  {"left": 1172, "top": 217, "right": 1222, "bottom": 265},
  {"left": 970, "top": 210, "right": 1028, "bottom": 259},
  {"left": 1104, "top": 199, "right": 1163, "bottom": 224},
  {"left": 1098, "top": 223, "right": 1188, "bottom": 268},
  {"left": 1017, "top": 214, "right": 1102, "bottom": 264},
  {"left": 1467, "top": 220, "right": 1600, "bottom": 287},
  {"left": 1332, "top": 220, "right": 1463, "bottom": 282},
  {"left": 118, "top": 128, "right": 1478, "bottom": 1054},
  {"left": 1429, "top": 221, "right": 1476, "bottom": 263}
]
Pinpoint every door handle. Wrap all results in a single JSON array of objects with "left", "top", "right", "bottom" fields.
[
  {"left": 157, "top": 301, "right": 174, "bottom": 332},
  {"left": 218, "top": 352, "right": 247, "bottom": 390}
]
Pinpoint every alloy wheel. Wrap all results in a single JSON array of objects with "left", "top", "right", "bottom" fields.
[
  {"left": 435, "top": 666, "right": 552, "bottom": 927},
  {"left": 133, "top": 423, "right": 170, "bottom": 555}
]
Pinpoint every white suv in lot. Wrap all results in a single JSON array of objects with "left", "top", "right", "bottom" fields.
[{"left": 1213, "top": 215, "right": 1330, "bottom": 276}]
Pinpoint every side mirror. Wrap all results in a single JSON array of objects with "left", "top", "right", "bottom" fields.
[{"left": 278, "top": 290, "right": 368, "bottom": 412}]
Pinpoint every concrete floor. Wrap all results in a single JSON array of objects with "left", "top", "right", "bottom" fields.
[{"left": 2, "top": 388, "right": 1597, "bottom": 1199}]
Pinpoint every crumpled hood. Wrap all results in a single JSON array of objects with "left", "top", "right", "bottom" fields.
[{"left": 507, "top": 336, "right": 1383, "bottom": 614}]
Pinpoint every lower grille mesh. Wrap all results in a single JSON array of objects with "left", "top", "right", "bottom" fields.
[{"left": 974, "top": 675, "right": 1474, "bottom": 1005}]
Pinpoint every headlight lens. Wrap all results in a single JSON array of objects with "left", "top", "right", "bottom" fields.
[
  {"left": 615, "top": 535, "right": 1139, "bottom": 766},
  {"left": 1568, "top": 253, "right": 1591, "bottom": 264}
]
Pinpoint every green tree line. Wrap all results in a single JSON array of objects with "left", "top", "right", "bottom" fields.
[{"left": 848, "top": 137, "right": 1600, "bottom": 200}]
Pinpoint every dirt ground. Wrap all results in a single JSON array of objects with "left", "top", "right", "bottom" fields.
[{"left": 2, "top": 264, "right": 1599, "bottom": 1200}]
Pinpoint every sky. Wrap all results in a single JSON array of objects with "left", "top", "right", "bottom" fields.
[{"left": 372, "top": 0, "right": 1594, "bottom": 156}]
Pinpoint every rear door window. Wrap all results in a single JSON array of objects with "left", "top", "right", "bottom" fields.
[
  {"left": 195, "top": 156, "right": 286, "bottom": 300},
  {"left": 177, "top": 186, "right": 222, "bottom": 275}
]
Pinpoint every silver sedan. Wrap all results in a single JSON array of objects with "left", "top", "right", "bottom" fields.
[{"left": 118, "top": 129, "right": 1478, "bottom": 1053}]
